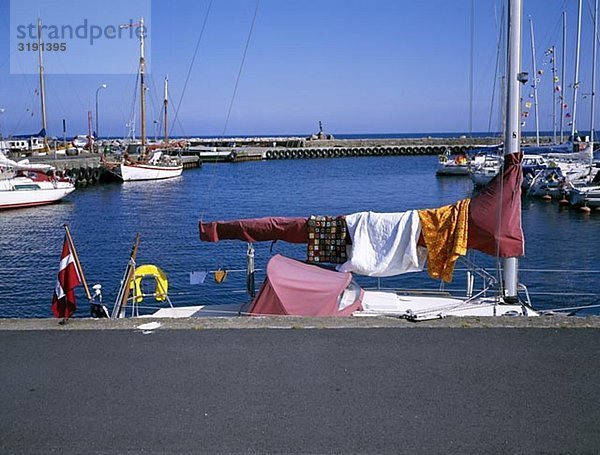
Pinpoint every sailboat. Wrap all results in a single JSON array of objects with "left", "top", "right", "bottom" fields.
[
  {"left": 106, "top": 19, "right": 183, "bottom": 182},
  {"left": 193, "top": 0, "right": 536, "bottom": 321},
  {"left": 0, "top": 18, "right": 75, "bottom": 209}
]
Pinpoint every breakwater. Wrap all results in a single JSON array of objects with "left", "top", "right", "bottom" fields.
[{"left": 15, "top": 135, "right": 554, "bottom": 185}]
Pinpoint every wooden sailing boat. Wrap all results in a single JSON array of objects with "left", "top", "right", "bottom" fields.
[{"left": 114, "top": 18, "right": 183, "bottom": 182}]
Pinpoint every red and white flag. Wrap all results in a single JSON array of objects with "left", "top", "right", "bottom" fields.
[{"left": 51, "top": 235, "right": 81, "bottom": 319}]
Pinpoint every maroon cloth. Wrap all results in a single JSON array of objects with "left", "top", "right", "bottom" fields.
[
  {"left": 200, "top": 217, "right": 308, "bottom": 243},
  {"left": 468, "top": 152, "right": 524, "bottom": 257},
  {"left": 248, "top": 254, "right": 363, "bottom": 316}
]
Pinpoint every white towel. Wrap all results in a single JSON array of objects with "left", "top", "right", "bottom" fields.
[{"left": 337, "top": 210, "right": 426, "bottom": 277}]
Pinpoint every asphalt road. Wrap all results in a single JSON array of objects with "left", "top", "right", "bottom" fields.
[{"left": 1, "top": 328, "right": 599, "bottom": 454}]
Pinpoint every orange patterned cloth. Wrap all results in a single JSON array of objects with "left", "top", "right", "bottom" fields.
[{"left": 417, "top": 199, "right": 470, "bottom": 283}]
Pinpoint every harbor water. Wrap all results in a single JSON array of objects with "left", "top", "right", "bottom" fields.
[{"left": 1, "top": 154, "right": 598, "bottom": 318}]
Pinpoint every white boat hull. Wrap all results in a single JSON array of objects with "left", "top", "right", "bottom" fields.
[
  {"left": 436, "top": 163, "right": 470, "bottom": 175},
  {"left": 0, "top": 177, "right": 75, "bottom": 209},
  {"left": 119, "top": 162, "right": 183, "bottom": 181},
  {"left": 569, "top": 185, "right": 600, "bottom": 208},
  {"left": 358, "top": 291, "right": 537, "bottom": 321}
]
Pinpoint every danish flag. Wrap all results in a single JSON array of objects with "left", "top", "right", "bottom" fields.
[{"left": 51, "top": 236, "right": 81, "bottom": 319}]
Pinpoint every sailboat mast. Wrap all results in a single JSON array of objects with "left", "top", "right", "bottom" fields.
[
  {"left": 468, "top": 0, "right": 474, "bottom": 137},
  {"left": 551, "top": 45, "right": 557, "bottom": 143},
  {"left": 503, "top": 0, "right": 522, "bottom": 300},
  {"left": 163, "top": 76, "right": 168, "bottom": 143},
  {"left": 560, "top": 12, "right": 567, "bottom": 142},
  {"left": 139, "top": 17, "right": 147, "bottom": 148},
  {"left": 571, "top": 0, "right": 583, "bottom": 138},
  {"left": 529, "top": 17, "right": 540, "bottom": 146},
  {"left": 591, "top": 0, "right": 598, "bottom": 147},
  {"left": 37, "top": 18, "right": 47, "bottom": 144}
]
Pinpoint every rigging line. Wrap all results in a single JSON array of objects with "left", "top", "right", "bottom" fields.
[
  {"left": 220, "top": 0, "right": 260, "bottom": 138},
  {"left": 169, "top": 0, "right": 214, "bottom": 136},
  {"left": 117, "top": 61, "right": 141, "bottom": 139},
  {"left": 48, "top": 51, "right": 88, "bottom": 116},
  {"left": 146, "top": 72, "right": 161, "bottom": 136},
  {"left": 200, "top": 0, "right": 261, "bottom": 221},
  {"left": 126, "top": 67, "right": 140, "bottom": 139},
  {"left": 488, "top": 1, "right": 503, "bottom": 133}
]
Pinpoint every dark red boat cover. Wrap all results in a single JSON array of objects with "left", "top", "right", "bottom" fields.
[
  {"left": 200, "top": 216, "right": 308, "bottom": 243},
  {"left": 200, "top": 152, "right": 524, "bottom": 258},
  {"left": 468, "top": 152, "right": 524, "bottom": 257},
  {"left": 248, "top": 254, "right": 363, "bottom": 316}
]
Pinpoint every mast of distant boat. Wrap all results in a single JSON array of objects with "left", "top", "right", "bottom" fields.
[
  {"left": 139, "top": 18, "right": 147, "bottom": 151},
  {"left": 503, "top": 0, "right": 522, "bottom": 301},
  {"left": 164, "top": 76, "right": 168, "bottom": 144},
  {"left": 590, "top": 0, "right": 598, "bottom": 151},
  {"left": 551, "top": 45, "right": 557, "bottom": 143},
  {"left": 529, "top": 16, "right": 540, "bottom": 146},
  {"left": 560, "top": 12, "right": 567, "bottom": 142},
  {"left": 37, "top": 18, "right": 48, "bottom": 149},
  {"left": 468, "top": 0, "right": 474, "bottom": 137},
  {"left": 120, "top": 18, "right": 147, "bottom": 151},
  {"left": 571, "top": 0, "right": 583, "bottom": 139}
]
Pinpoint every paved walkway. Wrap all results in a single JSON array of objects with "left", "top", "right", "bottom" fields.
[{"left": 1, "top": 326, "right": 600, "bottom": 453}]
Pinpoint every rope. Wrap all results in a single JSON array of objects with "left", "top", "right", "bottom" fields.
[
  {"left": 199, "top": 0, "right": 261, "bottom": 221},
  {"left": 169, "top": 0, "right": 214, "bottom": 136}
]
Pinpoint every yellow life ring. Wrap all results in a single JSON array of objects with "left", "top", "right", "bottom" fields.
[{"left": 129, "top": 264, "right": 169, "bottom": 303}]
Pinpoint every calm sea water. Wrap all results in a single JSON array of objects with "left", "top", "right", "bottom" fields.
[{"left": 1, "top": 155, "right": 599, "bottom": 318}]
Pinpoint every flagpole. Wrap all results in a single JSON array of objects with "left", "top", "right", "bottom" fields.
[
  {"left": 111, "top": 233, "right": 141, "bottom": 318},
  {"left": 63, "top": 224, "right": 92, "bottom": 302}
]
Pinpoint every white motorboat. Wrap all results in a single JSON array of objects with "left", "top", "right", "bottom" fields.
[
  {"left": 0, "top": 152, "right": 75, "bottom": 209},
  {"left": 469, "top": 154, "right": 503, "bottom": 186},
  {"left": 436, "top": 149, "right": 470, "bottom": 175},
  {"left": 568, "top": 169, "right": 600, "bottom": 208},
  {"left": 569, "top": 184, "right": 600, "bottom": 208}
]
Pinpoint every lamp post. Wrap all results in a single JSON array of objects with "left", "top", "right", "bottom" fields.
[
  {"left": 95, "top": 83, "right": 107, "bottom": 146},
  {"left": 0, "top": 108, "right": 5, "bottom": 140}
]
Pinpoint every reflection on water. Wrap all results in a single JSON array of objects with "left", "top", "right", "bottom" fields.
[{"left": 0, "top": 155, "right": 599, "bottom": 317}]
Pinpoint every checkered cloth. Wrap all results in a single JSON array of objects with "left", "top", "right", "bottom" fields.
[{"left": 307, "top": 216, "right": 347, "bottom": 264}]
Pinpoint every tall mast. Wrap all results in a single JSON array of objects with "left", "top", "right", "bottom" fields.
[
  {"left": 551, "top": 45, "right": 557, "bottom": 143},
  {"left": 560, "top": 12, "right": 567, "bottom": 142},
  {"left": 591, "top": 0, "right": 598, "bottom": 148},
  {"left": 468, "top": 0, "right": 474, "bottom": 137},
  {"left": 503, "top": 0, "right": 522, "bottom": 300},
  {"left": 139, "top": 17, "right": 147, "bottom": 148},
  {"left": 163, "top": 76, "right": 168, "bottom": 143},
  {"left": 571, "top": 0, "right": 583, "bottom": 138},
  {"left": 37, "top": 18, "right": 47, "bottom": 145},
  {"left": 529, "top": 17, "right": 540, "bottom": 146}
]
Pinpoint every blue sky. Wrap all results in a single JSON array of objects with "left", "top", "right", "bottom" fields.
[{"left": 0, "top": 0, "right": 597, "bottom": 137}]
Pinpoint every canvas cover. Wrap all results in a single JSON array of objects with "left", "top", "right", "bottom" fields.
[
  {"left": 199, "top": 152, "right": 524, "bottom": 259},
  {"left": 200, "top": 217, "right": 308, "bottom": 243},
  {"left": 468, "top": 152, "right": 524, "bottom": 257},
  {"left": 248, "top": 254, "right": 363, "bottom": 316}
]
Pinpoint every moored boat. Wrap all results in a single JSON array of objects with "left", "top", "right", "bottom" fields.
[{"left": 0, "top": 151, "right": 75, "bottom": 209}]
